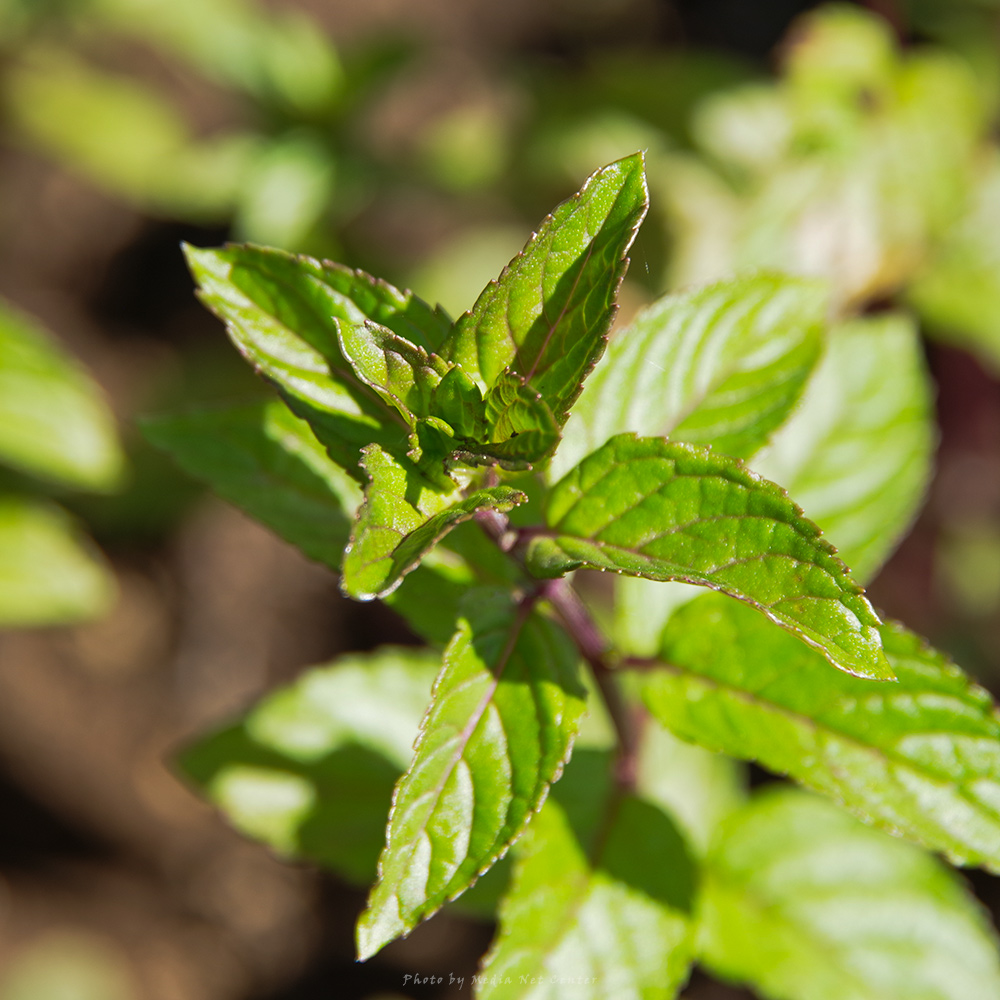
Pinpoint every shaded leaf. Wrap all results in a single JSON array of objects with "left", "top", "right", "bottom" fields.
[
  {"left": 441, "top": 153, "right": 648, "bottom": 421},
  {"left": 342, "top": 445, "right": 526, "bottom": 600},
  {"left": 644, "top": 594, "right": 1000, "bottom": 872},
  {"left": 0, "top": 299, "right": 123, "bottom": 492},
  {"left": 356, "top": 588, "right": 586, "bottom": 960},
  {"left": 180, "top": 646, "right": 440, "bottom": 885},
  {"left": 478, "top": 750, "right": 697, "bottom": 1000},
  {"left": 0, "top": 497, "right": 114, "bottom": 627},
  {"left": 553, "top": 274, "right": 827, "bottom": 479},
  {"left": 529, "top": 433, "right": 889, "bottom": 680},
  {"left": 752, "top": 313, "right": 934, "bottom": 583},
  {"left": 142, "top": 398, "right": 361, "bottom": 571},
  {"left": 698, "top": 788, "right": 1000, "bottom": 1000}
]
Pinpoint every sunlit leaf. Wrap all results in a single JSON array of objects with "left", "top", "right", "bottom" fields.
[
  {"left": 356, "top": 588, "right": 586, "bottom": 960},
  {"left": 644, "top": 594, "right": 1000, "bottom": 872},
  {"left": 441, "top": 153, "right": 648, "bottom": 421},
  {"left": 699, "top": 788, "right": 1000, "bottom": 1000},
  {"left": 529, "top": 434, "right": 889, "bottom": 680},
  {"left": 752, "top": 313, "right": 934, "bottom": 583},
  {"left": 553, "top": 274, "right": 826, "bottom": 479},
  {"left": 342, "top": 445, "right": 525, "bottom": 600},
  {"left": 0, "top": 299, "right": 123, "bottom": 492},
  {"left": 0, "top": 497, "right": 114, "bottom": 627},
  {"left": 478, "top": 750, "right": 696, "bottom": 1000}
]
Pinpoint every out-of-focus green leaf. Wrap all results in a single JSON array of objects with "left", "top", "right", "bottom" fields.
[
  {"left": 142, "top": 398, "right": 361, "bottom": 570},
  {"left": 87, "top": 0, "right": 343, "bottom": 114},
  {"left": 441, "top": 153, "right": 648, "bottom": 422},
  {"left": 0, "top": 497, "right": 114, "bottom": 627},
  {"left": 478, "top": 750, "right": 697, "bottom": 1000},
  {"left": 553, "top": 273, "right": 827, "bottom": 479},
  {"left": 698, "top": 788, "right": 1000, "bottom": 1000},
  {"left": 183, "top": 243, "right": 451, "bottom": 473},
  {"left": 671, "top": 6, "right": 985, "bottom": 307},
  {"left": 529, "top": 434, "right": 890, "bottom": 680},
  {"left": 342, "top": 444, "right": 525, "bottom": 600},
  {"left": 909, "top": 153, "right": 1000, "bottom": 374},
  {"left": 181, "top": 646, "right": 439, "bottom": 884},
  {"left": 752, "top": 313, "right": 934, "bottom": 584},
  {"left": 6, "top": 47, "right": 254, "bottom": 217},
  {"left": 644, "top": 594, "right": 1000, "bottom": 872},
  {"left": 0, "top": 300, "right": 123, "bottom": 492},
  {"left": 356, "top": 588, "right": 586, "bottom": 960}
]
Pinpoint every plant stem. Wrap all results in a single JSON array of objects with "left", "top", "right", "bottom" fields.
[
  {"left": 474, "top": 511, "right": 640, "bottom": 791},
  {"left": 541, "top": 577, "right": 639, "bottom": 793}
]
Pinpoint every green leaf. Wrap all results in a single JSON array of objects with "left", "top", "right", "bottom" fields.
[
  {"left": 183, "top": 243, "right": 449, "bottom": 473},
  {"left": 337, "top": 320, "right": 451, "bottom": 424},
  {"left": 644, "top": 594, "right": 1000, "bottom": 872},
  {"left": 180, "top": 646, "right": 439, "bottom": 885},
  {"left": 478, "top": 750, "right": 697, "bottom": 1000},
  {"left": 529, "top": 433, "right": 890, "bottom": 680},
  {"left": 342, "top": 445, "right": 526, "bottom": 600},
  {"left": 698, "top": 788, "right": 1000, "bottom": 1000},
  {"left": 553, "top": 273, "right": 827, "bottom": 479},
  {"left": 441, "top": 153, "right": 648, "bottom": 421},
  {"left": 0, "top": 299, "right": 123, "bottom": 492},
  {"left": 478, "top": 370, "right": 561, "bottom": 467},
  {"left": 752, "top": 313, "right": 934, "bottom": 584},
  {"left": 142, "top": 398, "right": 361, "bottom": 570},
  {"left": 909, "top": 153, "right": 1000, "bottom": 375},
  {"left": 356, "top": 588, "right": 586, "bottom": 960},
  {"left": 0, "top": 497, "right": 115, "bottom": 627}
]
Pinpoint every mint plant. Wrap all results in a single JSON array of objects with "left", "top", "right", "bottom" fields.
[{"left": 148, "top": 153, "right": 1000, "bottom": 998}]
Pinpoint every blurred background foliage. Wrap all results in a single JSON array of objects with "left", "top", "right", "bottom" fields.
[{"left": 5, "top": 0, "right": 1000, "bottom": 998}]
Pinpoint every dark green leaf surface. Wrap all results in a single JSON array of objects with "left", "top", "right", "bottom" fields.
[
  {"left": 143, "top": 398, "right": 361, "bottom": 570},
  {"left": 752, "top": 313, "right": 934, "bottom": 583},
  {"left": 529, "top": 434, "right": 889, "bottom": 680},
  {"left": 441, "top": 154, "right": 648, "bottom": 421},
  {"left": 342, "top": 445, "right": 525, "bottom": 600},
  {"left": 181, "top": 647, "right": 440, "bottom": 884},
  {"left": 698, "top": 789, "right": 1000, "bottom": 1000},
  {"left": 644, "top": 594, "right": 1000, "bottom": 871},
  {"left": 478, "top": 750, "right": 697, "bottom": 1000},
  {"left": 553, "top": 274, "right": 826, "bottom": 479},
  {"left": 0, "top": 497, "right": 115, "bottom": 627},
  {"left": 356, "top": 588, "right": 586, "bottom": 960},
  {"left": 0, "top": 299, "right": 124, "bottom": 492},
  {"left": 184, "top": 243, "right": 448, "bottom": 473}
]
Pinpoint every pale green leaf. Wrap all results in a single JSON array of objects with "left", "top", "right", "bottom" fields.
[
  {"left": 183, "top": 243, "right": 450, "bottom": 474},
  {"left": 698, "top": 788, "right": 1000, "bottom": 1000},
  {"left": 644, "top": 594, "right": 1000, "bottom": 872},
  {"left": 0, "top": 299, "right": 123, "bottom": 492},
  {"left": 356, "top": 588, "right": 586, "bottom": 960},
  {"left": 0, "top": 497, "right": 115, "bottom": 627},
  {"left": 528, "top": 434, "right": 890, "bottom": 680},
  {"left": 342, "top": 445, "right": 526, "bottom": 600},
  {"left": 752, "top": 313, "right": 934, "bottom": 583},
  {"left": 909, "top": 153, "right": 1000, "bottom": 374},
  {"left": 441, "top": 153, "right": 648, "bottom": 421},
  {"left": 478, "top": 750, "right": 696, "bottom": 1000},
  {"left": 142, "top": 398, "right": 361, "bottom": 570},
  {"left": 553, "top": 274, "right": 827, "bottom": 479},
  {"left": 181, "top": 646, "right": 439, "bottom": 885}
]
